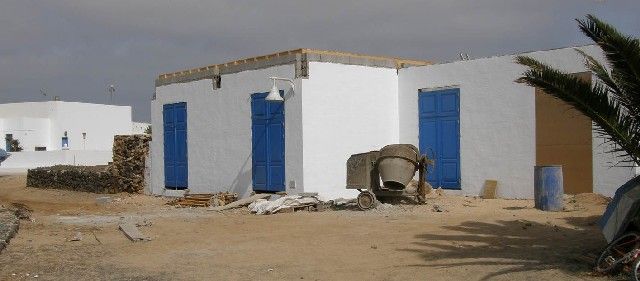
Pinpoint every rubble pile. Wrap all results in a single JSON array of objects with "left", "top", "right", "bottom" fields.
[
  {"left": 26, "top": 165, "right": 117, "bottom": 193},
  {"left": 109, "top": 134, "right": 151, "bottom": 193},
  {"left": 168, "top": 192, "right": 239, "bottom": 208},
  {"left": 210, "top": 192, "right": 239, "bottom": 207}
]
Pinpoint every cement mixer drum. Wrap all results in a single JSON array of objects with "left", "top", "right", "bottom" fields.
[{"left": 377, "top": 144, "right": 420, "bottom": 190}]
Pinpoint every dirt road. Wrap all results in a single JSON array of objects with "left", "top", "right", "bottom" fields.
[{"left": 0, "top": 175, "right": 614, "bottom": 280}]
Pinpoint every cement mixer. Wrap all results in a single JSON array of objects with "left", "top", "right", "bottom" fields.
[{"left": 346, "top": 144, "right": 433, "bottom": 210}]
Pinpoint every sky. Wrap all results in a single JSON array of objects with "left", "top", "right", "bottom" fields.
[{"left": 1, "top": 1, "right": 639, "bottom": 122}]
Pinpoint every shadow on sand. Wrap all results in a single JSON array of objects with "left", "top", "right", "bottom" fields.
[{"left": 400, "top": 216, "right": 606, "bottom": 280}]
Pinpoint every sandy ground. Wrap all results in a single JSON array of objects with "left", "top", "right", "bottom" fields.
[{"left": 0, "top": 175, "right": 620, "bottom": 281}]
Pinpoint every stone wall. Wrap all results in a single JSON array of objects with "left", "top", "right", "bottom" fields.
[
  {"left": 110, "top": 135, "right": 151, "bottom": 193},
  {"left": 26, "top": 165, "right": 117, "bottom": 193},
  {"left": 26, "top": 134, "right": 151, "bottom": 194}
]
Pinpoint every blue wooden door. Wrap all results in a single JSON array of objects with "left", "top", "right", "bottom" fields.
[
  {"left": 251, "top": 92, "right": 285, "bottom": 192},
  {"left": 419, "top": 88, "right": 461, "bottom": 189},
  {"left": 163, "top": 102, "right": 188, "bottom": 189}
]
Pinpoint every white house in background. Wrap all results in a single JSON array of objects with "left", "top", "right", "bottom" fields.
[
  {"left": 0, "top": 101, "right": 149, "bottom": 170},
  {"left": 151, "top": 46, "right": 636, "bottom": 200}
]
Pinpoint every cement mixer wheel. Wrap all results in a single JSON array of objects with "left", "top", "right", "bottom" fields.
[{"left": 357, "top": 191, "right": 377, "bottom": 210}]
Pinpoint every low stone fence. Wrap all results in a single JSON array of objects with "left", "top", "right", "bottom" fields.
[
  {"left": 26, "top": 165, "right": 117, "bottom": 193},
  {"left": 26, "top": 134, "right": 151, "bottom": 194}
]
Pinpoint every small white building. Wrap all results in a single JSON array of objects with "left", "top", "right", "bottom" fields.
[
  {"left": 151, "top": 46, "right": 635, "bottom": 199},
  {"left": 0, "top": 101, "right": 149, "bottom": 170}
]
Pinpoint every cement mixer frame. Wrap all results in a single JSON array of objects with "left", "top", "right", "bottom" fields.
[{"left": 346, "top": 144, "right": 432, "bottom": 210}]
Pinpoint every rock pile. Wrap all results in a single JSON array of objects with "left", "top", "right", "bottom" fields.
[
  {"left": 27, "top": 165, "right": 117, "bottom": 193},
  {"left": 110, "top": 135, "right": 151, "bottom": 193}
]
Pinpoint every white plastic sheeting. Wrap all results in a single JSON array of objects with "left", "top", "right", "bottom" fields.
[{"left": 248, "top": 195, "right": 319, "bottom": 215}]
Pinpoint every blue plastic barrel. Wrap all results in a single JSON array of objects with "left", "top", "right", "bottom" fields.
[{"left": 534, "top": 165, "right": 564, "bottom": 211}]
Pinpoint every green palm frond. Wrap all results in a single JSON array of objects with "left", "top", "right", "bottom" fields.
[
  {"left": 577, "top": 14, "right": 640, "bottom": 117},
  {"left": 516, "top": 15, "right": 640, "bottom": 166},
  {"left": 515, "top": 56, "right": 640, "bottom": 165}
]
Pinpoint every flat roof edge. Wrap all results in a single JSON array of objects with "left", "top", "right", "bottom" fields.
[{"left": 156, "top": 48, "right": 432, "bottom": 87}]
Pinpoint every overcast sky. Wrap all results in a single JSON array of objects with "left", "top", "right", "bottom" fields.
[{"left": 1, "top": 1, "right": 638, "bottom": 122}]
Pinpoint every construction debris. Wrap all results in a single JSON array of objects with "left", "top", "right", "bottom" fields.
[
  {"left": 248, "top": 195, "right": 321, "bottom": 215},
  {"left": 118, "top": 222, "right": 150, "bottom": 242},
  {"left": 168, "top": 194, "right": 214, "bottom": 207},
  {"left": 96, "top": 197, "right": 112, "bottom": 205},
  {"left": 110, "top": 135, "right": 151, "bottom": 193},
  {"left": 208, "top": 193, "right": 271, "bottom": 211},
  {"left": 68, "top": 232, "right": 83, "bottom": 242},
  {"left": 167, "top": 192, "right": 239, "bottom": 208},
  {"left": 432, "top": 204, "right": 446, "bottom": 212},
  {"left": 210, "top": 192, "right": 239, "bottom": 207}
]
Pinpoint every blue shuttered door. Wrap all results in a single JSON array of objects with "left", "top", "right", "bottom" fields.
[
  {"left": 419, "top": 88, "right": 461, "bottom": 189},
  {"left": 251, "top": 92, "right": 285, "bottom": 192},
  {"left": 164, "top": 102, "right": 188, "bottom": 189}
]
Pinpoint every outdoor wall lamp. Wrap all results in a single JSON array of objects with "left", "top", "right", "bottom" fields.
[{"left": 265, "top": 77, "right": 295, "bottom": 102}]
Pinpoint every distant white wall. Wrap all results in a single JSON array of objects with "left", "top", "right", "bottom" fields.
[
  {"left": 151, "top": 64, "right": 302, "bottom": 198},
  {"left": 399, "top": 45, "right": 635, "bottom": 198},
  {"left": 0, "top": 117, "right": 51, "bottom": 151},
  {"left": 0, "top": 101, "right": 135, "bottom": 152},
  {"left": 301, "top": 62, "right": 399, "bottom": 199},
  {"left": 0, "top": 150, "right": 112, "bottom": 169},
  {"left": 0, "top": 102, "right": 52, "bottom": 119},
  {"left": 49, "top": 102, "right": 133, "bottom": 151}
]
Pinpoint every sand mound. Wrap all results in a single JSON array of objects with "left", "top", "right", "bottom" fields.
[{"left": 569, "top": 193, "right": 611, "bottom": 206}]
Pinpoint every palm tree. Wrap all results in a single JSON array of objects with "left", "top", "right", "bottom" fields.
[{"left": 516, "top": 14, "right": 640, "bottom": 166}]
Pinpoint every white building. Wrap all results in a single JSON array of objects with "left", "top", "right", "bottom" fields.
[
  {"left": 151, "top": 46, "right": 635, "bottom": 199},
  {"left": 0, "top": 101, "right": 149, "bottom": 170}
]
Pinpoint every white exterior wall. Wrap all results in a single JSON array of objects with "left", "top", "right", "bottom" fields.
[
  {"left": 151, "top": 65, "right": 302, "bottom": 198},
  {"left": 593, "top": 136, "right": 638, "bottom": 197},
  {"left": 0, "top": 118, "right": 51, "bottom": 151},
  {"left": 49, "top": 102, "right": 133, "bottom": 151},
  {"left": 301, "top": 62, "right": 399, "bottom": 199},
  {"left": 0, "top": 150, "right": 113, "bottom": 169},
  {"left": 0, "top": 101, "right": 135, "bottom": 152},
  {"left": 399, "top": 45, "right": 635, "bottom": 198}
]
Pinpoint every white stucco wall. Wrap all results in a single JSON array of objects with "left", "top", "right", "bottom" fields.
[
  {"left": 151, "top": 64, "right": 303, "bottom": 198},
  {"left": 0, "top": 101, "right": 136, "bottom": 152},
  {"left": 301, "top": 62, "right": 399, "bottom": 199},
  {"left": 592, "top": 135, "right": 638, "bottom": 197},
  {"left": 0, "top": 117, "right": 51, "bottom": 151},
  {"left": 49, "top": 102, "right": 133, "bottom": 151},
  {"left": 399, "top": 45, "right": 635, "bottom": 198},
  {"left": 0, "top": 150, "right": 113, "bottom": 169}
]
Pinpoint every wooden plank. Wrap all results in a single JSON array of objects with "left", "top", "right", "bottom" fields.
[
  {"left": 208, "top": 193, "right": 271, "bottom": 211},
  {"left": 118, "top": 223, "right": 150, "bottom": 242},
  {"left": 482, "top": 180, "right": 498, "bottom": 199}
]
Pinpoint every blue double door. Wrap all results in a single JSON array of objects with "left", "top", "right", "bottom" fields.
[
  {"left": 419, "top": 88, "right": 461, "bottom": 189},
  {"left": 251, "top": 93, "right": 285, "bottom": 192},
  {"left": 164, "top": 102, "right": 188, "bottom": 189}
]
